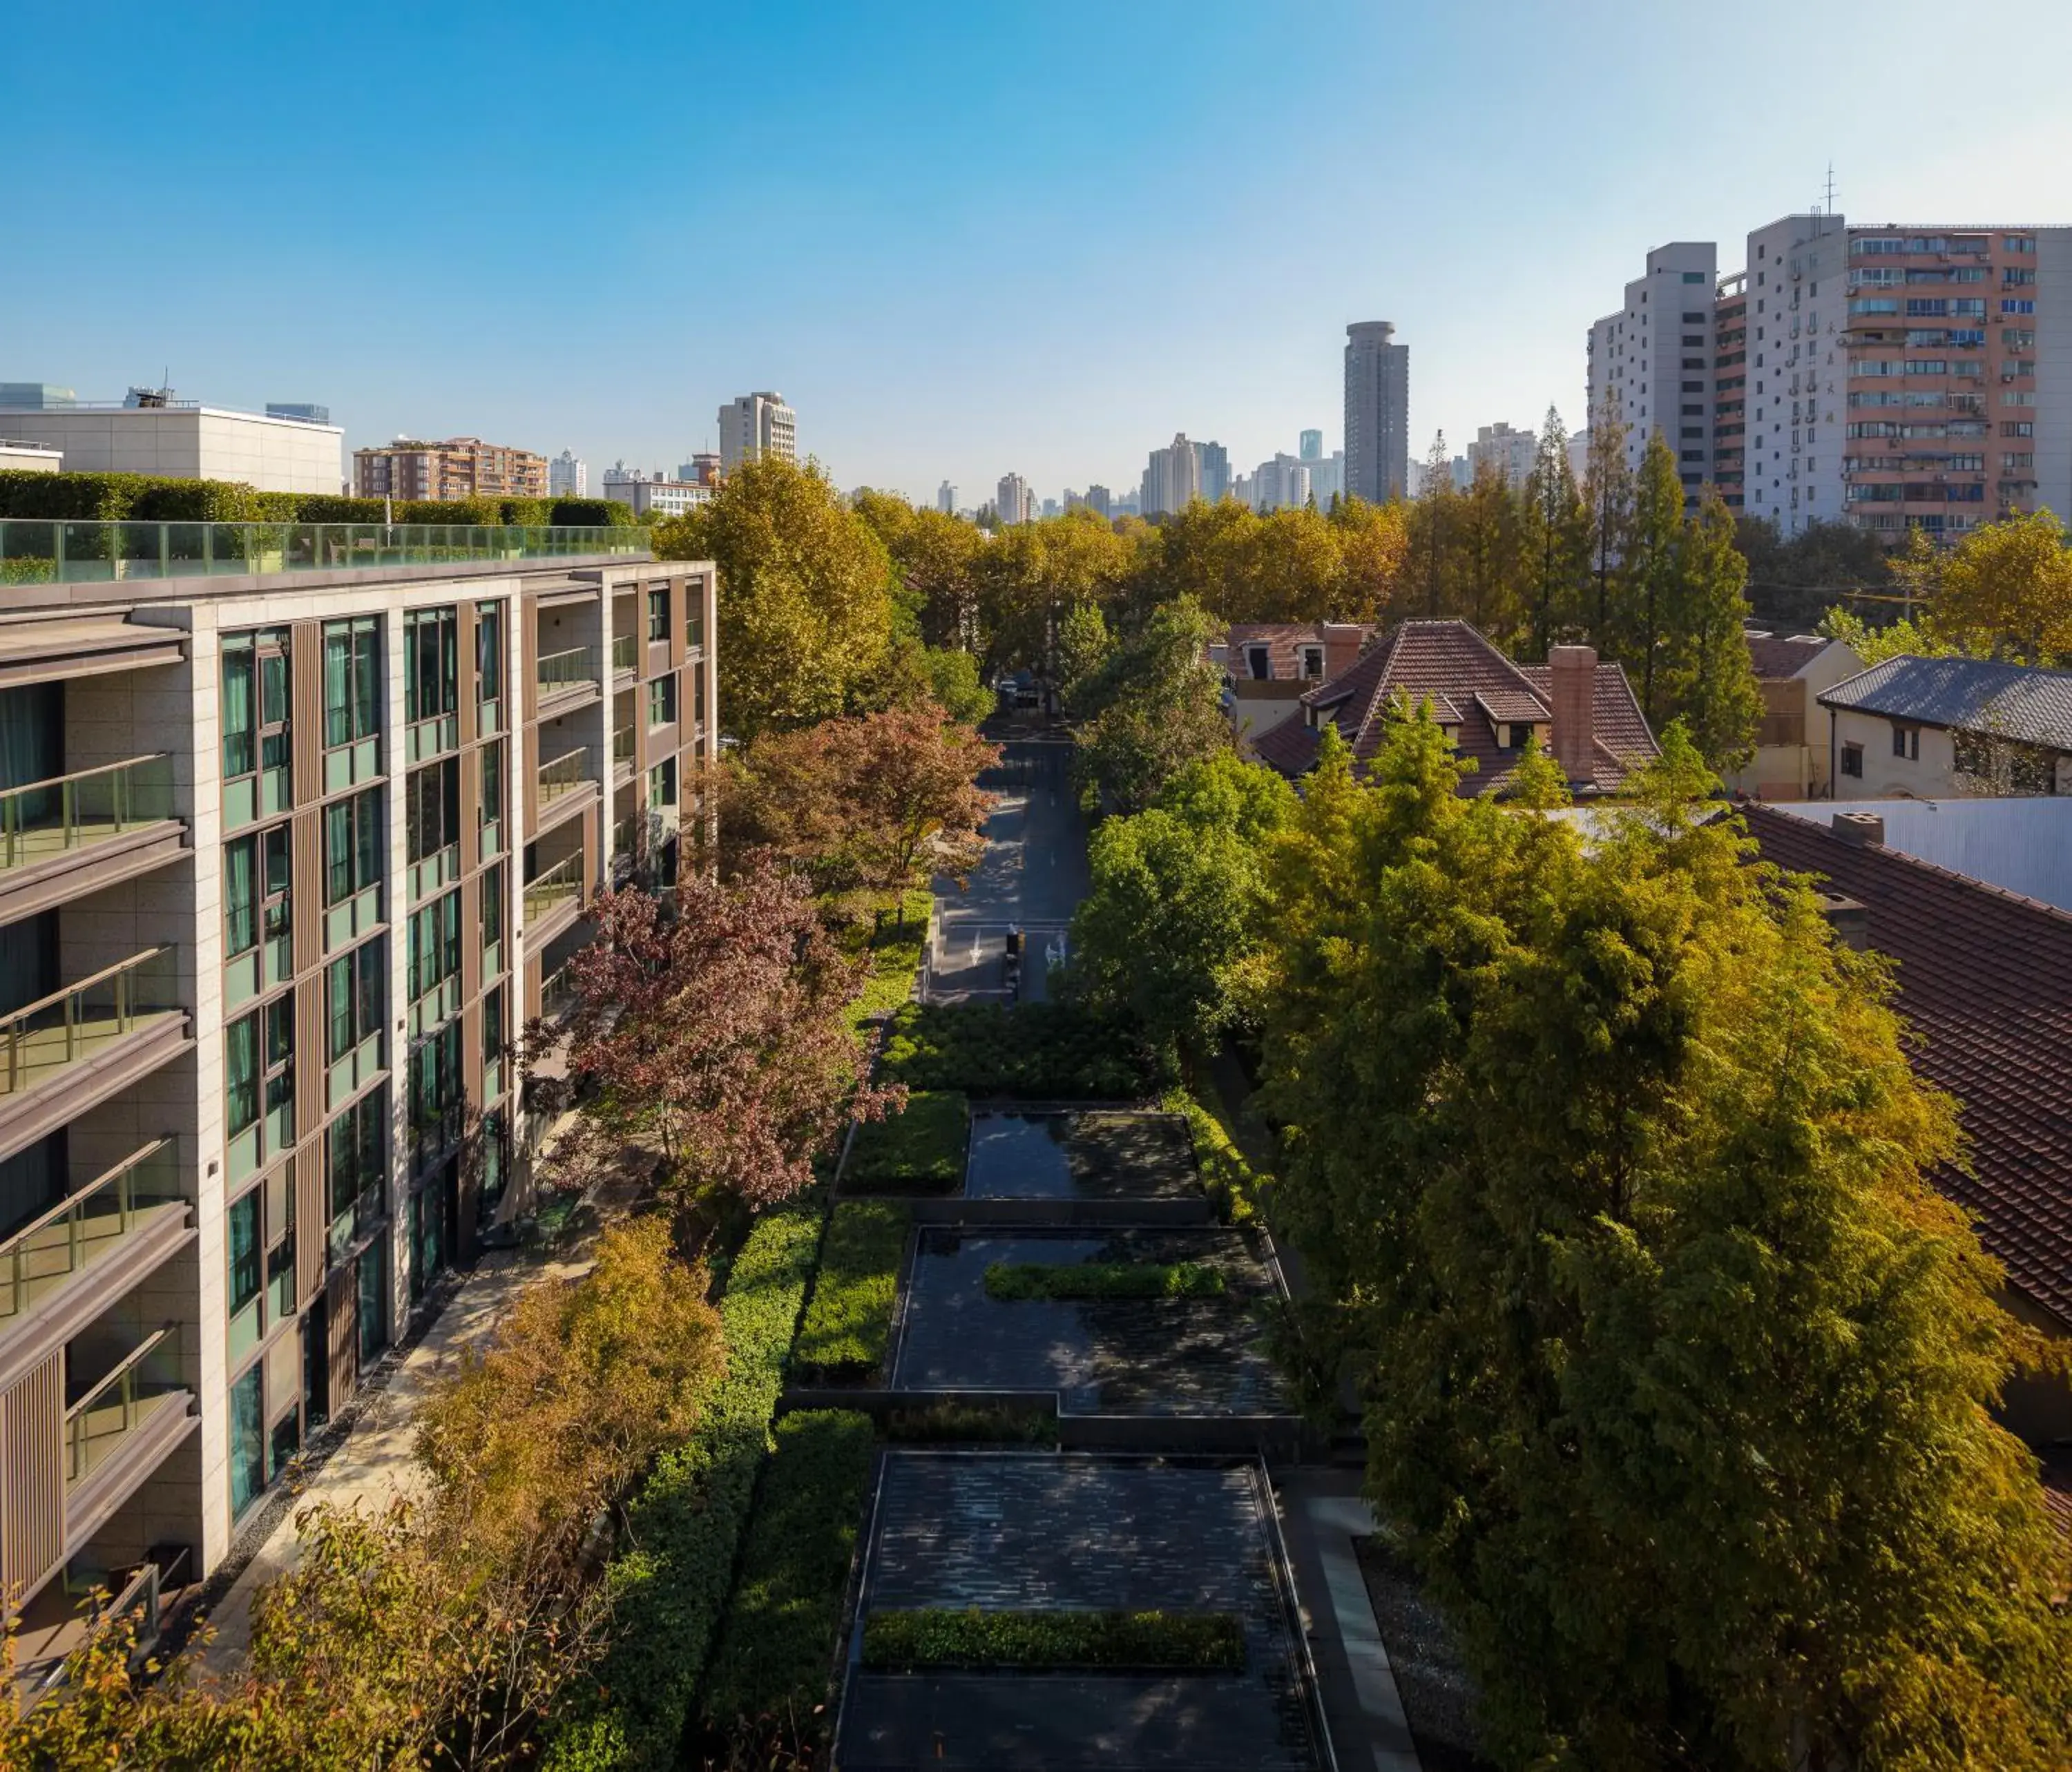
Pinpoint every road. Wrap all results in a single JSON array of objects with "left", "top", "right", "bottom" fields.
[{"left": 928, "top": 738, "right": 1090, "bottom": 1003}]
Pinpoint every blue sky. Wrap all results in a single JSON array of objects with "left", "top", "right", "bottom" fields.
[{"left": 8, "top": 2, "right": 2072, "bottom": 507}]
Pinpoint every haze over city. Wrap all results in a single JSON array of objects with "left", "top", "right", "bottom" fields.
[{"left": 7, "top": 2, "right": 2072, "bottom": 504}]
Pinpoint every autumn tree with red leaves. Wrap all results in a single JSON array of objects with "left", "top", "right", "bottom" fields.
[
  {"left": 538, "top": 854, "right": 901, "bottom": 1211},
  {"left": 726, "top": 704, "right": 998, "bottom": 897}
]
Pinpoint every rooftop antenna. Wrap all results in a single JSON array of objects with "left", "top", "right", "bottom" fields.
[{"left": 1821, "top": 163, "right": 1837, "bottom": 227}]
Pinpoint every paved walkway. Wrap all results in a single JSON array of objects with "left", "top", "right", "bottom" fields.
[
  {"left": 1276, "top": 1470, "right": 1422, "bottom": 1772},
  {"left": 192, "top": 1155, "right": 633, "bottom": 1672}
]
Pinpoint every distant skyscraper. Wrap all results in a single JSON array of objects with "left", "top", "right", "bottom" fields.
[
  {"left": 1468, "top": 422, "right": 1538, "bottom": 486},
  {"left": 1249, "top": 453, "right": 1311, "bottom": 512},
  {"left": 718, "top": 392, "right": 797, "bottom": 471},
  {"left": 1344, "top": 322, "right": 1410, "bottom": 503},
  {"left": 1140, "top": 433, "right": 1203, "bottom": 517},
  {"left": 1194, "top": 439, "right": 1230, "bottom": 503},
  {"left": 996, "top": 472, "right": 1032, "bottom": 524},
  {"left": 1298, "top": 429, "right": 1323, "bottom": 461},
  {"left": 550, "top": 450, "right": 587, "bottom": 497},
  {"left": 1310, "top": 451, "right": 1345, "bottom": 506},
  {"left": 1084, "top": 483, "right": 1112, "bottom": 517},
  {"left": 937, "top": 480, "right": 955, "bottom": 513}
]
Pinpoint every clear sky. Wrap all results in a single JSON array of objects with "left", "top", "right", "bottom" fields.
[{"left": 7, "top": 2, "right": 2072, "bottom": 508}]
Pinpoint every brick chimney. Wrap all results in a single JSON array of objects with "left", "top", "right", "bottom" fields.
[{"left": 1548, "top": 644, "right": 1596, "bottom": 784}]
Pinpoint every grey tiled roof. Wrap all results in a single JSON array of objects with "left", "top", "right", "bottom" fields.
[{"left": 1820, "top": 655, "right": 2072, "bottom": 750}]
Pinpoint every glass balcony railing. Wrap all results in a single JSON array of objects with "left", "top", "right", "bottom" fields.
[
  {"left": 0, "top": 1139, "right": 183, "bottom": 1325},
  {"left": 537, "top": 645, "right": 600, "bottom": 697},
  {"left": 613, "top": 725, "right": 635, "bottom": 767},
  {"left": 524, "top": 852, "right": 584, "bottom": 924},
  {"left": 0, "top": 522, "right": 645, "bottom": 586},
  {"left": 541, "top": 961, "right": 579, "bottom": 1021},
  {"left": 537, "top": 748, "right": 591, "bottom": 807},
  {"left": 0, "top": 756, "right": 177, "bottom": 873},
  {"left": 611, "top": 634, "right": 637, "bottom": 675},
  {"left": 0, "top": 948, "right": 182, "bottom": 1097},
  {"left": 66, "top": 1324, "right": 184, "bottom": 1488}
]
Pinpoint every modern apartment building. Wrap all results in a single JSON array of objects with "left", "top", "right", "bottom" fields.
[
  {"left": 936, "top": 481, "right": 955, "bottom": 514},
  {"left": 0, "top": 517, "right": 716, "bottom": 1676},
  {"left": 1468, "top": 422, "right": 1539, "bottom": 486},
  {"left": 1139, "top": 434, "right": 1202, "bottom": 518},
  {"left": 352, "top": 438, "right": 550, "bottom": 503},
  {"left": 0, "top": 397, "right": 345, "bottom": 496},
  {"left": 1343, "top": 321, "right": 1409, "bottom": 505},
  {"left": 549, "top": 452, "right": 587, "bottom": 499},
  {"left": 1586, "top": 242, "right": 1719, "bottom": 509},
  {"left": 1593, "top": 215, "right": 2072, "bottom": 541},
  {"left": 995, "top": 473, "right": 1033, "bottom": 526},
  {"left": 1082, "top": 483, "right": 1111, "bottom": 518},
  {"left": 717, "top": 394, "right": 797, "bottom": 473},
  {"left": 1195, "top": 440, "right": 1230, "bottom": 505}
]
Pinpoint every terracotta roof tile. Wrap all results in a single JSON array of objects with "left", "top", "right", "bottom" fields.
[
  {"left": 1745, "top": 632, "right": 1838, "bottom": 679},
  {"left": 1745, "top": 804, "right": 2072, "bottom": 1330}
]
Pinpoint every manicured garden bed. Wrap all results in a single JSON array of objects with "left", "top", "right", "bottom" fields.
[
  {"left": 794, "top": 1202, "right": 910, "bottom": 1381},
  {"left": 861, "top": 1607, "right": 1246, "bottom": 1673},
  {"left": 701, "top": 1409, "right": 878, "bottom": 1742},
  {"left": 1164, "top": 1082, "right": 1269, "bottom": 1226},
  {"left": 877, "top": 1399, "right": 1059, "bottom": 1445},
  {"left": 983, "top": 1258, "right": 1227, "bottom": 1301},
  {"left": 844, "top": 1089, "right": 969, "bottom": 1193},
  {"left": 842, "top": 889, "right": 933, "bottom": 1034},
  {"left": 879, "top": 1001, "right": 1175, "bottom": 1100}
]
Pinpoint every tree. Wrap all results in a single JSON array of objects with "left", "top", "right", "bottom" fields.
[
  {"left": 544, "top": 859, "right": 900, "bottom": 1210},
  {"left": 1624, "top": 428, "right": 1686, "bottom": 722},
  {"left": 1068, "top": 754, "right": 1295, "bottom": 1050},
  {"left": 1258, "top": 713, "right": 2072, "bottom": 1771},
  {"left": 1521, "top": 405, "right": 1590, "bottom": 660},
  {"left": 862, "top": 633, "right": 994, "bottom": 726},
  {"left": 1817, "top": 604, "right": 1969, "bottom": 666},
  {"left": 727, "top": 706, "right": 997, "bottom": 898},
  {"left": 1899, "top": 510, "right": 2072, "bottom": 664},
  {"left": 1736, "top": 515, "right": 1890, "bottom": 630},
  {"left": 1582, "top": 385, "right": 1633, "bottom": 639},
  {"left": 1406, "top": 432, "right": 1459, "bottom": 617},
  {"left": 1331, "top": 495, "right": 1411, "bottom": 623},
  {"left": 654, "top": 456, "right": 895, "bottom": 739},
  {"left": 1069, "top": 595, "right": 1231, "bottom": 812},
  {"left": 1453, "top": 459, "right": 1528, "bottom": 644},
  {"left": 1660, "top": 492, "right": 1762, "bottom": 770}
]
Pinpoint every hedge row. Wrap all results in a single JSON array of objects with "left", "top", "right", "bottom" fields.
[
  {"left": 793, "top": 1202, "right": 909, "bottom": 1380},
  {"left": 877, "top": 1001, "right": 1176, "bottom": 1101},
  {"left": 1164, "top": 1084, "right": 1266, "bottom": 1226},
  {"left": 541, "top": 1199, "right": 821, "bottom": 1772},
  {"left": 982, "top": 1258, "right": 1227, "bottom": 1301},
  {"left": 0, "top": 470, "right": 632, "bottom": 529},
  {"left": 700, "top": 1409, "right": 877, "bottom": 1735},
  {"left": 843, "top": 1089, "right": 968, "bottom": 1194},
  {"left": 860, "top": 1608, "right": 1246, "bottom": 1672}
]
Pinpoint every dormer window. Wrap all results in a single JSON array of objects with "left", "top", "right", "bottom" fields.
[
  {"left": 1506, "top": 722, "right": 1537, "bottom": 750},
  {"left": 1247, "top": 645, "right": 1271, "bottom": 680},
  {"left": 1301, "top": 646, "right": 1325, "bottom": 680}
]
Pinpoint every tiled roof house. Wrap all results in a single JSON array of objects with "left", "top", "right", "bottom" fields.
[
  {"left": 1215, "top": 621, "right": 1376, "bottom": 755},
  {"left": 1252, "top": 618, "right": 1659, "bottom": 796}
]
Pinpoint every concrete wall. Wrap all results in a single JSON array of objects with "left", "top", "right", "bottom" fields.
[
  {"left": 1830, "top": 706, "right": 2071, "bottom": 800},
  {"left": 0, "top": 408, "right": 343, "bottom": 494}
]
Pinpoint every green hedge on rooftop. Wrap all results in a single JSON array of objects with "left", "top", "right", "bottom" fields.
[{"left": 0, "top": 470, "right": 635, "bottom": 530}]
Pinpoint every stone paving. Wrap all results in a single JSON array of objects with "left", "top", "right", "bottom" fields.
[
  {"left": 837, "top": 1452, "right": 1322, "bottom": 1770},
  {"left": 965, "top": 1110, "right": 1201, "bottom": 1202},
  {"left": 891, "top": 1227, "right": 1289, "bottom": 1415}
]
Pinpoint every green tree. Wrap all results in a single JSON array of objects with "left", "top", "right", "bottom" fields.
[
  {"left": 1258, "top": 714, "right": 2072, "bottom": 1771},
  {"left": 1897, "top": 510, "right": 2072, "bottom": 664},
  {"left": 1582, "top": 385, "right": 1633, "bottom": 639},
  {"left": 1406, "top": 432, "right": 1459, "bottom": 617},
  {"left": 1660, "top": 492, "right": 1762, "bottom": 769},
  {"left": 655, "top": 457, "right": 895, "bottom": 739},
  {"left": 1521, "top": 405, "right": 1590, "bottom": 660},
  {"left": 1736, "top": 514, "right": 1891, "bottom": 630},
  {"left": 1816, "top": 604, "right": 1968, "bottom": 666},
  {"left": 1071, "top": 595, "right": 1230, "bottom": 811},
  {"left": 851, "top": 492, "right": 984, "bottom": 651},
  {"left": 1454, "top": 459, "right": 1528, "bottom": 643},
  {"left": 1624, "top": 428, "right": 1686, "bottom": 720}
]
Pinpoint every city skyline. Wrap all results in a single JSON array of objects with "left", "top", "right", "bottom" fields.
[{"left": 6, "top": 6, "right": 2072, "bottom": 507}]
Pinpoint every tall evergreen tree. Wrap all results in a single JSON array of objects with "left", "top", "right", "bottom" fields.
[
  {"left": 1582, "top": 386, "right": 1633, "bottom": 639},
  {"left": 1626, "top": 429, "right": 1686, "bottom": 722},
  {"left": 1455, "top": 459, "right": 1528, "bottom": 644},
  {"left": 1663, "top": 490, "right": 1762, "bottom": 769},
  {"left": 1522, "top": 404, "right": 1589, "bottom": 661},
  {"left": 1409, "top": 432, "right": 1458, "bottom": 617}
]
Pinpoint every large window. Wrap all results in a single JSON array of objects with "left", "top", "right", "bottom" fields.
[
  {"left": 229, "top": 1365, "right": 265, "bottom": 1517},
  {"left": 405, "top": 758, "right": 461, "bottom": 866},
  {"left": 409, "top": 1019, "right": 463, "bottom": 1162},
  {"left": 476, "top": 601, "right": 504, "bottom": 708},
  {"left": 228, "top": 1159, "right": 295, "bottom": 1369},
  {"left": 222, "top": 628, "right": 290, "bottom": 824},
  {"left": 327, "top": 937, "right": 385, "bottom": 1063},
  {"left": 407, "top": 889, "right": 461, "bottom": 1005},
  {"left": 325, "top": 788, "right": 383, "bottom": 907},
  {"left": 227, "top": 992, "right": 294, "bottom": 1142},
  {"left": 480, "top": 862, "right": 505, "bottom": 969},
  {"left": 323, "top": 617, "right": 382, "bottom": 750},
  {"left": 481, "top": 738, "right": 506, "bottom": 840},
  {"left": 647, "top": 674, "right": 678, "bottom": 727},
  {"left": 649, "top": 757, "right": 678, "bottom": 808},
  {"left": 327, "top": 1084, "right": 387, "bottom": 1235},
  {"left": 647, "top": 586, "right": 669, "bottom": 641},
  {"left": 405, "top": 608, "right": 459, "bottom": 726},
  {"left": 224, "top": 825, "right": 289, "bottom": 958}
]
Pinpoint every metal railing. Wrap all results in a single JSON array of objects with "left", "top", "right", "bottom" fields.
[
  {"left": 613, "top": 724, "right": 634, "bottom": 766},
  {"left": 524, "top": 852, "right": 584, "bottom": 924},
  {"left": 0, "top": 755, "right": 176, "bottom": 869},
  {"left": 0, "top": 947, "right": 179, "bottom": 1095},
  {"left": 541, "top": 961, "right": 579, "bottom": 1021},
  {"left": 611, "top": 634, "right": 637, "bottom": 674},
  {"left": 0, "top": 521, "right": 645, "bottom": 586},
  {"left": 536, "top": 644, "right": 599, "bottom": 695},
  {"left": 20, "top": 1552, "right": 184, "bottom": 1703},
  {"left": 537, "top": 748, "right": 590, "bottom": 805},
  {"left": 66, "top": 1324, "right": 181, "bottom": 1487},
  {"left": 0, "top": 1139, "right": 180, "bottom": 1322}
]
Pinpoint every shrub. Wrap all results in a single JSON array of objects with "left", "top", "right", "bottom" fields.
[
  {"left": 286, "top": 492, "right": 389, "bottom": 523},
  {"left": 877, "top": 1001, "right": 1173, "bottom": 1100},
  {"left": 860, "top": 1608, "right": 1245, "bottom": 1673},
  {"left": 844, "top": 1090, "right": 968, "bottom": 1194},
  {"left": 553, "top": 497, "right": 637, "bottom": 528},
  {"left": 701, "top": 1410, "right": 876, "bottom": 1737},
  {"left": 794, "top": 1202, "right": 909, "bottom": 1380},
  {"left": 541, "top": 1199, "right": 820, "bottom": 1772},
  {"left": 498, "top": 497, "right": 554, "bottom": 526},
  {"left": 0, "top": 469, "right": 156, "bottom": 521},
  {"left": 982, "top": 1259, "right": 1225, "bottom": 1301},
  {"left": 396, "top": 496, "right": 504, "bottom": 526},
  {"left": 1163, "top": 1085, "right": 1267, "bottom": 1226},
  {"left": 840, "top": 889, "right": 932, "bottom": 1032},
  {"left": 878, "top": 1400, "right": 1059, "bottom": 1445}
]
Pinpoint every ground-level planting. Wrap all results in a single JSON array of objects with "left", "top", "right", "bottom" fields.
[
  {"left": 861, "top": 1608, "right": 1245, "bottom": 1672},
  {"left": 984, "top": 1258, "right": 1225, "bottom": 1300},
  {"left": 793, "top": 1200, "right": 910, "bottom": 1381},
  {"left": 845, "top": 1089, "right": 969, "bottom": 1193},
  {"left": 963, "top": 1108, "right": 1200, "bottom": 1202}
]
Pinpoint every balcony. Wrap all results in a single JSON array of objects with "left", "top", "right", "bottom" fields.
[
  {"left": 0, "top": 950, "right": 188, "bottom": 1157},
  {"left": 67, "top": 1325, "right": 186, "bottom": 1491},
  {"left": 541, "top": 959, "right": 579, "bottom": 1023},
  {"left": 524, "top": 851, "right": 584, "bottom": 940},
  {"left": 613, "top": 724, "right": 635, "bottom": 778},
  {"left": 0, "top": 521, "right": 645, "bottom": 587},
  {"left": 0, "top": 757, "right": 184, "bottom": 924},
  {"left": 0, "top": 1142, "right": 186, "bottom": 1350},
  {"left": 611, "top": 634, "right": 637, "bottom": 679},
  {"left": 535, "top": 747, "right": 595, "bottom": 831},
  {"left": 536, "top": 644, "right": 602, "bottom": 714}
]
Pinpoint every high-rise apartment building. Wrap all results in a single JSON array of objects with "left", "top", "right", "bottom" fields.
[
  {"left": 1083, "top": 484, "right": 1112, "bottom": 518},
  {"left": 1140, "top": 434, "right": 1203, "bottom": 517},
  {"left": 353, "top": 438, "right": 548, "bottom": 502},
  {"left": 937, "top": 481, "right": 955, "bottom": 514},
  {"left": 1298, "top": 430, "right": 1323, "bottom": 462},
  {"left": 1343, "top": 322, "right": 1410, "bottom": 505},
  {"left": 550, "top": 451, "right": 587, "bottom": 498},
  {"left": 1468, "top": 422, "right": 1539, "bottom": 485},
  {"left": 717, "top": 394, "right": 797, "bottom": 473},
  {"left": 1194, "top": 440, "right": 1230, "bottom": 504},
  {"left": 1595, "top": 217, "right": 2072, "bottom": 541},
  {"left": 995, "top": 473, "right": 1032, "bottom": 525},
  {"left": 0, "top": 514, "right": 716, "bottom": 1675},
  {"left": 1586, "top": 242, "right": 1720, "bottom": 510},
  {"left": 1247, "top": 453, "right": 1312, "bottom": 512}
]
